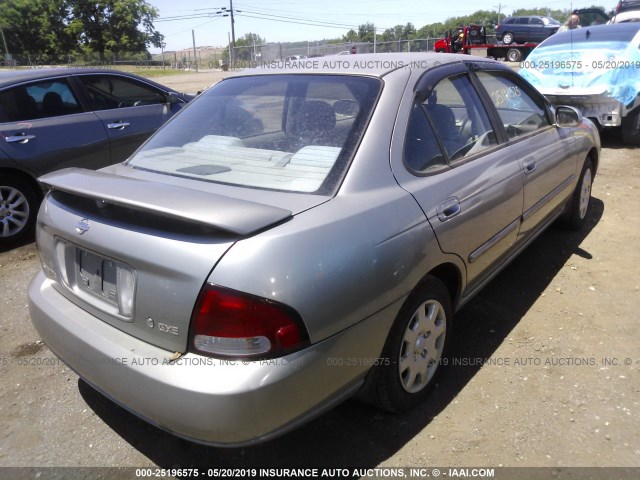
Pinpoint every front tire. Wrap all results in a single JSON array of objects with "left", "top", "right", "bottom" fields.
[
  {"left": 562, "top": 158, "right": 593, "bottom": 230},
  {"left": 501, "top": 32, "right": 514, "bottom": 44},
  {"left": 506, "top": 48, "right": 522, "bottom": 62},
  {"left": 621, "top": 108, "right": 640, "bottom": 146},
  {"left": 0, "top": 174, "right": 40, "bottom": 247},
  {"left": 371, "top": 276, "right": 453, "bottom": 412}
]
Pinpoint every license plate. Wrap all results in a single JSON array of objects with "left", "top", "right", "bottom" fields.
[
  {"left": 55, "top": 239, "right": 136, "bottom": 319},
  {"left": 78, "top": 249, "right": 118, "bottom": 303}
]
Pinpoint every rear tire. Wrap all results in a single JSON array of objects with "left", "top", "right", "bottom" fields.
[
  {"left": 501, "top": 32, "right": 514, "bottom": 44},
  {"left": 562, "top": 158, "right": 593, "bottom": 231},
  {"left": 0, "top": 174, "right": 40, "bottom": 247},
  {"left": 371, "top": 276, "right": 453, "bottom": 412},
  {"left": 506, "top": 48, "right": 522, "bottom": 62},
  {"left": 621, "top": 108, "right": 640, "bottom": 146}
]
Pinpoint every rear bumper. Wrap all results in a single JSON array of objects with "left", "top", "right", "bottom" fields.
[{"left": 28, "top": 272, "right": 399, "bottom": 446}]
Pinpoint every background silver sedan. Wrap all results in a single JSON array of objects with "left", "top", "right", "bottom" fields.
[{"left": 28, "top": 53, "right": 600, "bottom": 446}]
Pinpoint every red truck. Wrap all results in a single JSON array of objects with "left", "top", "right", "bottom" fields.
[{"left": 434, "top": 25, "right": 538, "bottom": 62}]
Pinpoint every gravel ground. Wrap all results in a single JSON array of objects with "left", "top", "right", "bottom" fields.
[
  {"left": 151, "top": 69, "right": 233, "bottom": 93},
  {"left": 0, "top": 74, "right": 638, "bottom": 475}
]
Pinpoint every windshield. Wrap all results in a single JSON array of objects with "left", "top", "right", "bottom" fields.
[{"left": 127, "top": 74, "right": 381, "bottom": 194}]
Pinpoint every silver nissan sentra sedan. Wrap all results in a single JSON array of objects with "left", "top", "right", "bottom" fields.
[{"left": 28, "top": 53, "right": 600, "bottom": 446}]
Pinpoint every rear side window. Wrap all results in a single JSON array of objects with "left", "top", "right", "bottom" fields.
[
  {"left": 78, "top": 75, "right": 166, "bottom": 110},
  {"left": 475, "top": 71, "right": 549, "bottom": 139},
  {"left": 0, "top": 79, "right": 81, "bottom": 122},
  {"left": 404, "top": 74, "right": 498, "bottom": 173}
]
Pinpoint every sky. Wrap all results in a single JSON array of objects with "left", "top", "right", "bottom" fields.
[{"left": 147, "top": 0, "right": 602, "bottom": 52}]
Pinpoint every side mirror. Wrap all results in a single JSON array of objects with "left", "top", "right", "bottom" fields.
[
  {"left": 555, "top": 105, "right": 583, "bottom": 127},
  {"left": 166, "top": 92, "right": 179, "bottom": 104}
]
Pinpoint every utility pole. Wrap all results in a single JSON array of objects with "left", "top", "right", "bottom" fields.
[
  {"left": 494, "top": 4, "right": 506, "bottom": 25},
  {"left": 229, "top": 0, "right": 236, "bottom": 68},
  {"left": 0, "top": 23, "right": 10, "bottom": 61},
  {"left": 192, "top": 30, "right": 197, "bottom": 71},
  {"left": 373, "top": 25, "right": 377, "bottom": 53}
]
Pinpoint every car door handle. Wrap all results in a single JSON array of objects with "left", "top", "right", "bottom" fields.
[
  {"left": 437, "top": 198, "right": 461, "bottom": 221},
  {"left": 107, "top": 122, "right": 131, "bottom": 130},
  {"left": 523, "top": 160, "right": 537, "bottom": 174},
  {"left": 5, "top": 134, "right": 36, "bottom": 143}
]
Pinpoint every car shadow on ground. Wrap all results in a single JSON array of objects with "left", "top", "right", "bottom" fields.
[
  {"left": 599, "top": 129, "right": 628, "bottom": 149},
  {"left": 0, "top": 235, "right": 34, "bottom": 254},
  {"left": 79, "top": 197, "right": 604, "bottom": 469}
]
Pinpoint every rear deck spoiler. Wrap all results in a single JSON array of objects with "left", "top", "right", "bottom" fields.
[{"left": 38, "top": 168, "right": 292, "bottom": 236}]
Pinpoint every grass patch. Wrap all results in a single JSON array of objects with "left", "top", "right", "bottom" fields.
[{"left": 112, "top": 66, "right": 193, "bottom": 77}]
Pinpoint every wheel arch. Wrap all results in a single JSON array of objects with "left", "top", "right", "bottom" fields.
[
  {"left": 0, "top": 167, "right": 43, "bottom": 200},
  {"left": 586, "top": 147, "right": 599, "bottom": 174},
  {"left": 418, "top": 262, "right": 463, "bottom": 309}
]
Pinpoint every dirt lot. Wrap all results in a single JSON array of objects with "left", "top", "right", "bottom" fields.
[{"left": 0, "top": 71, "right": 638, "bottom": 473}]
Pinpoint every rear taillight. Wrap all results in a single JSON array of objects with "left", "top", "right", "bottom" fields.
[{"left": 189, "top": 284, "right": 309, "bottom": 359}]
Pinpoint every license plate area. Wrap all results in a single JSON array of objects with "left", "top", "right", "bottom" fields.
[
  {"left": 78, "top": 250, "right": 118, "bottom": 302},
  {"left": 55, "top": 238, "right": 136, "bottom": 321}
]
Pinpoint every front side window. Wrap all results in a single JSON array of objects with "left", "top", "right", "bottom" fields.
[
  {"left": 0, "top": 78, "right": 81, "bottom": 122},
  {"left": 78, "top": 75, "right": 166, "bottom": 110},
  {"left": 475, "top": 71, "right": 550, "bottom": 139},
  {"left": 127, "top": 75, "right": 381, "bottom": 194}
]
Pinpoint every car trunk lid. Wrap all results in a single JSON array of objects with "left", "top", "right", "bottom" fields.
[{"left": 36, "top": 168, "right": 293, "bottom": 353}]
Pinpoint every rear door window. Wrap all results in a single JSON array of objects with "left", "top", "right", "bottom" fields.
[
  {"left": 422, "top": 74, "right": 498, "bottom": 163},
  {"left": 0, "top": 79, "right": 82, "bottom": 121}
]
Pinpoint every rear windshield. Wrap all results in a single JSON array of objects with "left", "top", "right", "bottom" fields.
[{"left": 127, "top": 74, "right": 381, "bottom": 194}]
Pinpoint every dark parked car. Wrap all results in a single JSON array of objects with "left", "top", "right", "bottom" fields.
[
  {"left": 496, "top": 15, "right": 561, "bottom": 44},
  {"left": 0, "top": 68, "right": 192, "bottom": 246},
  {"left": 29, "top": 53, "right": 600, "bottom": 446}
]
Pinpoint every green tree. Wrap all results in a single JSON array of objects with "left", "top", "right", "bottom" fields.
[
  {"left": 0, "top": 0, "right": 73, "bottom": 60},
  {"left": 235, "top": 32, "right": 265, "bottom": 61},
  {"left": 357, "top": 22, "right": 376, "bottom": 43},
  {"left": 416, "top": 23, "right": 446, "bottom": 39},
  {"left": 226, "top": 33, "right": 265, "bottom": 62},
  {"left": 66, "top": 0, "right": 163, "bottom": 61},
  {"left": 343, "top": 29, "right": 358, "bottom": 42}
]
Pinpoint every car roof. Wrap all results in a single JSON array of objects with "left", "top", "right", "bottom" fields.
[
  {"left": 232, "top": 52, "right": 504, "bottom": 78},
  {"left": 0, "top": 68, "right": 171, "bottom": 90},
  {"left": 538, "top": 21, "right": 640, "bottom": 46},
  {"left": 505, "top": 15, "right": 545, "bottom": 19}
]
